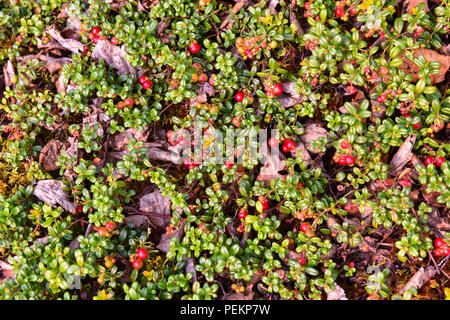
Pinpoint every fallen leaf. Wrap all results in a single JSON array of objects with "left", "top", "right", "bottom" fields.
[
  {"left": 125, "top": 215, "right": 152, "bottom": 229},
  {"left": 389, "top": 135, "right": 416, "bottom": 175},
  {"left": 189, "top": 82, "right": 215, "bottom": 107},
  {"left": 399, "top": 266, "right": 436, "bottom": 295},
  {"left": 32, "top": 179, "right": 77, "bottom": 214},
  {"left": 300, "top": 122, "right": 328, "bottom": 154},
  {"left": 257, "top": 148, "right": 286, "bottom": 183},
  {"left": 220, "top": 0, "right": 248, "bottom": 29},
  {"left": 289, "top": 140, "right": 312, "bottom": 164},
  {"left": 399, "top": 49, "right": 450, "bottom": 84},
  {"left": 110, "top": 127, "right": 150, "bottom": 151},
  {"left": 92, "top": 39, "right": 136, "bottom": 76},
  {"left": 0, "top": 261, "right": 15, "bottom": 281},
  {"left": 156, "top": 222, "right": 185, "bottom": 253},
  {"left": 327, "top": 283, "right": 348, "bottom": 300},
  {"left": 46, "top": 27, "right": 84, "bottom": 54},
  {"left": 39, "top": 140, "right": 66, "bottom": 171},
  {"left": 139, "top": 191, "right": 171, "bottom": 228},
  {"left": 38, "top": 55, "right": 72, "bottom": 73},
  {"left": 3, "top": 60, "right": 16, "bottom": 88}
]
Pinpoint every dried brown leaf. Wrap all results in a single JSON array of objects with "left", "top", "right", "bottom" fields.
[
  {"left": 33, "top": 179, "right": 77, "bottom": 214},
  {"left": 300, "top": 122, "right": 328, "bottom": 154},
  {"left": 92, "top": 39, "right": 136, "bottom": 76},
  {"left": 399, "top": 49, "right": 450, "bottom": 84},
  {"left": 46, "top": 28, "right": 84, "bottom": 54},
  {"left": 139, "top": 191, "right": 171, "bottom": 228},
  {"left": 39, "top": 140, "right": 66, "bottom": 172},
  {"left": 389, "top": 135, "right": 416, "bottom": 175},
  {"left": 156, "top": 222, "right": 185, "bottom": 253}
]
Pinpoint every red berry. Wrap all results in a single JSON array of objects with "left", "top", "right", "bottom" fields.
[
  {"left": 348, "top": 262, "right": 355, "bottom": 268},
  {"left": 434, "top": 157, "right": 445, "bottom": 167},
  {"left": 268, "top": 137, "right": 278, "bottom": 148},
  {"left": 376, "top": 96, "right": 384, "bottom": 103},
  {"left": 124, "top": 98, "right": 133, "bottom": 107},
  {"left": 224, "top": 160, "right": 234, "bottom": 170},
  {"left": 434, "top": 238, "right": 446, "bottom": 249},
  {"left": 91, "top": 26, "right": 101, "bottom": 36},
  {"left": 443, "top": 247, "right": 450, "bottom": 256},
  {"left": 189, "top": 41, "right": 201, "bottom": 54},
  {"left": 304, "top": 3, "right": 310, "bottom": 10},
  {"left": 340, "top": 140, "right": 350, "bottom": 149},
  {"left": 132, "top": 259, "right": 143, "bottom": 269},
  {"left": 273, "top": 83, "right": 284, "bottom": 96},
  {"left": 117, "top": 102, "right": 125, "bottom": 110},
  {"left": 297, "top": 257, "right": 307, "bottom": 266},
  {"left": 335, "top": 7, "right": 343, "bottom": 17},
  {"left": 105, "top": 221, "right": 115, "bottom": 231},
  {"left": 235, "top": 92, "right": 245, "bottom": 102},
  {"left": 424, "top": 156, "right": 434, "bottom": 166},
  {"left": 139, "top": 75, "right": 148, "bottom": 85},
  {"left": 300, "top": 222, "right": 309, "bottom": 233},
  {"left": 238, "top": 210, "right": 248, "bottom": 219},
  {"left": 338, "top": 155, "right": 347, "bottom": 166},
  {"left": 111, "top": 36, "right": 119, "bottom": 45},
  {"left": 92, "top": 36, "right": 99, "bottom": 44},
  {"left": 379, "top": 67, "right": 388, "bottom": 76},
  {"left": 345, "top": 155, "right": 355, "bottom": 166},
  {"left": 232, "top": 117, "right": 240, "bottom": 127},
  {"left": 399, "top": 179, "right": 412, "bottom": 187},
  {"left": 434, "top": 248, "right": 444, "bottom": 257},
  {"left": 298, "top": 182, "right": 303, "bottom": 188},
  {"left": 412, "top": 122, "right": 422, "bottom": 129},
  {"left": 98, "top": 227, "right": 108, "bottom": 237},
  {"left": 142, "top": 80, "right": 152, "bottom": 90},
  {"left": 76, "top": 204, "right": 83, "bottom": 213},
  {"left": 177, "top": 136, "right": 187, "bottom": 146},
  {"left": 282, "top": 139, "right": 296, "bottom": 152},
  {"left": 136, "top": 248, "right": 148, "bottom": 260}
]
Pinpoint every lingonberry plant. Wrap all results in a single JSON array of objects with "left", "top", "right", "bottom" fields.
[{"left": 0, "top": 0, "right": 448, "bottom": 301}]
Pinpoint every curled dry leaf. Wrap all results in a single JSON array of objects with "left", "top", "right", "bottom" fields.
[
  {"left": 46, "top": 28, "right": 84, "bottom": 54},
  {"left": 156, "top": 222, "right": 185, "bottom": 253},
  {"left": 32, "top": 179, "right": 77, "bottom": 214},
  {"left": 327, "top": 284, "right": 348, "bottom": 300},
  {"left": 389, "top": 134, "right": 416, "bottom": 175},
  {"left": 3, "top": 60, "right": 16, "bottom": 88},
  {"left": 399, "top": 266, "right": 436, "bottom": 295},
  {"left": 190, "top": 82, "right": 215, "bottom": 107},
  {"left": 39, "top": 140, "right": 66, "bottom": 172},
  {"left": 139, "top": 191, "right": 171, "bottom": 228},
  {"left": 300, "top": 122, "right": 328, "bottom": 154},
  {"left": 0, "top": 261, "right": 15, "bottom": 281},
  {"left": 38, "top": 55, "right": 72, "bottom": 73},
  {"left": 257, "top": 148, "right": 286, "bottom": 183},
  {"left": 399, "top": 49, "right": 450, "bottom": 84},
  {"left": 92, "top": 39, "right": 136, "bottom": 76}
]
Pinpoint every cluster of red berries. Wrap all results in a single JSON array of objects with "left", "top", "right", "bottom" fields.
[
  {"left": 333, "top": 0, "right": 358, "bottom": 21},
  {"left": 104, "top": 255, "right": 117, "bottom": 269},
  {"left": 429, "top": 119, "right": 444, "bottom": 133},
  {"left": 365, "top": 26, "right": 384, "bottom": 39},
  {"left": 413, "top": 25, "right": 425, "bottom": 38},
  {"left": 139, "top": 75, "right": 153, "bottom": 90},
  {"left": 130, "top": 248, "right": 148, "bottom": 270},
  {"left": 191, "top": 62, "right": 208, "bottom": 83},
  {"left": 88, "top": 26, "right": 103, "bottom": 44},
  {"left": 235, "top": 37, "right": 277, "bottom": 60},
  {"left": 97, "top": 221, "right": 116, "bottom": 237},
  {"left": 433, "top": 238, "right": 450, "bottom": 257},
  {"left": 346, "top": 84, "right": 357, "bottom": 95},
  {"left": 116, "top": 98, "right": 134, "bottom": 110},
  {"left": 281, "top": 139, "right": 296, "bottom": 153},
  {"left": 299, "top": 222, "right": 315, "bottom": 237},
  {"left": 424, "top": 155, "right": 446, "bottom": 167},
  {"left": 333, "top": 140, "right": 356, "bottom": 166},
  {"left": 264, "top": 82, "right": 284, "bottom": 99},
  {"left": 183, "top": 157, "right": 199, "bottom": 170},
  {"left": 304, "top": 38, "right": 319, "bottom": 51}
]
